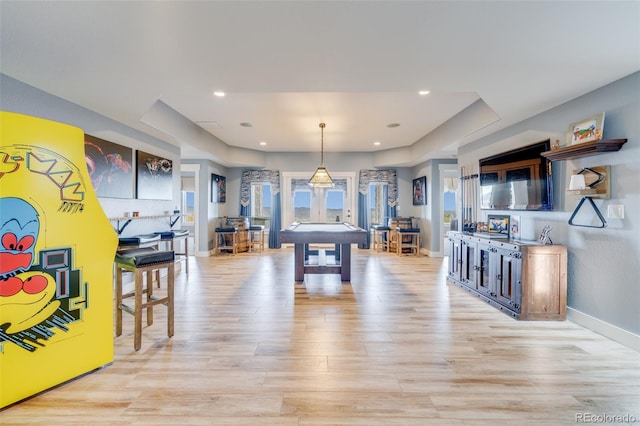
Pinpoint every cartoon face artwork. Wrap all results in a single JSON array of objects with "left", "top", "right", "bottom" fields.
[
  {"left": 0, "top": 198, "right": 60, "bottom": 335},
  {"left": 0, "top": 197, "right": 39, "bottom": 277},
  {"left": 0, "top": 271, "right": 60, "bottom": 334}
]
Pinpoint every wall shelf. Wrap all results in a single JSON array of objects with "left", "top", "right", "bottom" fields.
[
  {"left": 108, "top": 213, "right": 186, "bottom": 235},
  {"left": 541, "top": 139, "right": 627, "bottom": 161}
]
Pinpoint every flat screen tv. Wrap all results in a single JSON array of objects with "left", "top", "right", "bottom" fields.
[{"left": 479, "top": 139, "right": 553, "bottom": 211}]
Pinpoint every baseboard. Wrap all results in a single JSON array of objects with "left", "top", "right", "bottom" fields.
[
  {"left": 567, "top": 307, "right": 640, "bottom": 352},
  {"left": 423, "top": 248, "right": 443, "bottom": 257}
]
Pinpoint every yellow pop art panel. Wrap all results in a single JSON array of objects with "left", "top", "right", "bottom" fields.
[{"left": 0, "top": 111, "right": 118, "bottom": 408}]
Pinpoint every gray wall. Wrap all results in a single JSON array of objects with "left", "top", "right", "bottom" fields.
[
  {"left": 0, "top": 74, "right": 181, "bottom": 237},
  {"left": 2, "top": 71, "right": 638, "bottom": 346},
  {"left": 457, "top": 72, "right": 639, "bottom": 340}
]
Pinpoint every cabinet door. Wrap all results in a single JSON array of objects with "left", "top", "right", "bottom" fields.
[
  {"left": 494, "top": 248, "right": 522, "bottom": 312},
  {"left": 461, "top": 240, "right": 476, "bottom": 288},
  {"left": 448, "top": 237, "right": 462, "bottom": 282},
  {"left": 475, "top": 244, "right": 493, "bottom": 296}
]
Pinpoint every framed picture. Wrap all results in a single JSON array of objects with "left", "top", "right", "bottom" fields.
[
  {"left": 211, "top": 173, "right": 226, "bottom": 203},
  {"left": 567, "top": 113, "right": 605, "bottom": 146},
  {"left": 412, "top": 176, "right": 427, "bottom": 205},
  {"left": 136, "top": 150, "right": 173, "bottom": 200},
  {"left": 510, "top": 215, "right": 521, "bottom": 241},
  {"left": 487, "top": 214, "right": 510, "bottom": 237},
  {"left": 84, "top": 134, "right": 133, "bottom": 198}
]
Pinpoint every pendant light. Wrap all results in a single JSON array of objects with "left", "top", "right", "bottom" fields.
[{"left": 308, "top": 122, "right": 334, "bottom": 187}]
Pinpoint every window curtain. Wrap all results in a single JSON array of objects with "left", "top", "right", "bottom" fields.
[
  {"left": 240, "top": 169, "right": 282, "bottom": 248},
  {"left": 357, "top": 169, "right": 398, "bottom": 249}
]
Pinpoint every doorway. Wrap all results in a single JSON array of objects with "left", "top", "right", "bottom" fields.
[
  {"left": 282, "top": 172, "right": 356, "bottom": 226},
  {"left": 180, "top": 164, "right": 199, "bottom": 256}
]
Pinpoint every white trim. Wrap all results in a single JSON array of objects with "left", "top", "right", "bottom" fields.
[
  {"left": 180, "top": 163, "right": 201, "bottom": 256},
  {"left": 422, "top": 248, "right": 443, "bottom": 258},
  {"left": 282, "top": 171, "right": 357, "bottom": 226},
  {"left": 567, "top": 307, "right": 640, "bottom": 352}
]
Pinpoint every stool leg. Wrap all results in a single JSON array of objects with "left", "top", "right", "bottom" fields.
[
  {"left": 146, "top": 270, "right": 154, "bottom": 326},
  {"left": 168, "top": 262, "right": 175, "bottom": 338},
  {"left": 232, "top": 233, "right": 237, "bottom": 255},
  {"left": 134, "top": 269, "right": 143, "bottom": 351},
  {"left": 115, "top": 266, "right": 123, "bottom": 337},
  {"left": 184, "top": 237, "right": 189, "bottom": 274}
]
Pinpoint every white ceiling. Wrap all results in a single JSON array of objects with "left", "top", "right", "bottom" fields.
[{"left": 1, "top": 1, "right": 638, "bottom": 165}]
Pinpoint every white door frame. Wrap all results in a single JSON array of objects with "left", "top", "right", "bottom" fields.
[
  {"left": 180, "top": 163, "right": 200, "bottom": 256},
  {"left": 439, "top": 163, "right": 458, "bottom": 258},
  {"left": 282, "top": 171, "right": 357, "bottom": 227}
]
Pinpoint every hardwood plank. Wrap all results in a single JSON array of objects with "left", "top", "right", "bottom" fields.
[{"left": 1, "top": 248, "right": 638, "bottom": 424}]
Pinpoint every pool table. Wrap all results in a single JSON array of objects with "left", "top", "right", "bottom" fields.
[{"left": 280, "top": 222, "right": 368, "bottom": 282}]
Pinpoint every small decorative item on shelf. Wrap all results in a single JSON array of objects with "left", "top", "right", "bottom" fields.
[
  {"left": 567, "top": 113, "right": 605, "bottom": 146},
  {"left": 510, "top": 215, "right": 521, "bottom": 241},
  {"left": 132, "top": 211, "right": 139, "bottom": 217},
  {"left": 538, "top": 225, "right": 553, "bottom": 245},
  {"left": 488, "top": 214, "right": 510, "bottom": 238}
]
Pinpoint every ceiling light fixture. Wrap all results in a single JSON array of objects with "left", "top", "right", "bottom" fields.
[
  {"left": 213, "top": 91, "right": 225, "bottom": 97},
  {"left": 308, "top": 122, "right": 334, "bottom": 187},
  {"left": 418, "top": 90, "right": 430, "bottom": 95}
]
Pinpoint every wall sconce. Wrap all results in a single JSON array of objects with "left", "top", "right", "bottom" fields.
[
  {"left": 568, "top": 174, "right": 586, "bottom": 190},
  {"left": 567, "top": 166, "right": 609, "bottom": 228}
]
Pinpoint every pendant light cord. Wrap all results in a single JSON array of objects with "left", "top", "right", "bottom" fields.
[{"left": 319, "top": 122, "right": 326, "bottom": 166}]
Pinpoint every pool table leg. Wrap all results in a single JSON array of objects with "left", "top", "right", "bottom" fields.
[
  {"left": 294, "top": 243, "right": 305, "bottom": 282},
  {"left": 340, "top": 243, "right": 351, "bottom": 281}
]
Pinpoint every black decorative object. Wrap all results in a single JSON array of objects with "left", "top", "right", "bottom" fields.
[{"left": 412, "top": 176, "right": 426, "bottom": 205}]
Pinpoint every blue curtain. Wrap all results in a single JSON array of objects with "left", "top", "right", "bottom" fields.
[
  {"left": 385, "top": 185, "right": 397, "bottom": 220},
  {"left": 357, "top": 169, "right": 397, "bottom": 249},
  {"left": 358, "top": 192, "right": 370, "bottom": 249},
  {"left": 240, "top": 169, "right": 282, "bottom": 248},
  {"left": 269, "top": 193, "right": 281, "bottom": 248}
]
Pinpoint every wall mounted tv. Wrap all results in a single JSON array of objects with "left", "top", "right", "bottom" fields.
[{"left": 479, "top": 139, "right": 553, "bottom": 211}]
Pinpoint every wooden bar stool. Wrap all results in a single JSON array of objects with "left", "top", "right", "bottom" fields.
[
  {"left": 154, "top": 229, "right": 190, "bottom": 274},
  {"left": 248, "top": 225, "right": 265, "bottom": 252},
  {"left": 215, "top": 226, "right": 238, "bottom": 254},
  {"left": 396, "top": 227, "right": 420, "bottom": 256},
  {"left": 371, "top": 225, "right": 390, "bottom": 252},
  {"left": 115, "top": 248, "right": 175, "bottom": 351}
]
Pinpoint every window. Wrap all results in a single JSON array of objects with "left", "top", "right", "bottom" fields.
[
  {"left": 293, "top": 189, "right": 311, "bottom": 222},
  {"left": 369, "top": 182, "right": 387, "bottom": 225},
  {"left": 250, "top": 182, "right": 271, "bottom": 227}
]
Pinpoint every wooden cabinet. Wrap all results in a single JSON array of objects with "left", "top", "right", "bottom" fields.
[{"left": 447, "top": 232, "right": 567, "bottom": 320}]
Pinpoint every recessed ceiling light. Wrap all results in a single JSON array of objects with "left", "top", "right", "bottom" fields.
[
  {"left": 240, "top": 122, "right": 253, "bottom": 127},
  {"left": 195, "top": 121, "right": 220, "bottom": 129},
  {"left": 387, "top": 123, "right": 400, "bottom": 128},
  {"left": 213, "top": 91, "right": 225, "bottom": 97},
  {"left": 418, "top": 90, "right": 430, "bottom": 95},
  {"left": 373, "top": 141, "right": 381, "bottom": 146},
  {"left": 259, "top": 141, "right": 267, "bottom": 146}
]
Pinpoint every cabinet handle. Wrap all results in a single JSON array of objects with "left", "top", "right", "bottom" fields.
[{"left": 496, "top": 274, "right": 502, "bottom": 280}]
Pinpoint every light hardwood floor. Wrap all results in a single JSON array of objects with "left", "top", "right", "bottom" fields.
[{"left": 2, "top": 248, "right": 639, "bottom": 425}]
